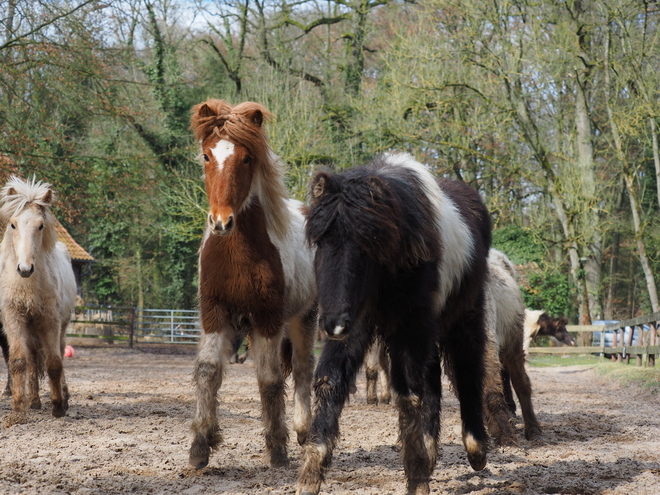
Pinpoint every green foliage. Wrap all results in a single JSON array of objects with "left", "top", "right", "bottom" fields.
[
  {"left": 492, "top": 226, "right": 545, "bottom": 265},
  {"left": 521, "top": 271, "right": 576, "bottom": 319}
]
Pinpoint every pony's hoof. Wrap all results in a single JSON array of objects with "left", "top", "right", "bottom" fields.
[
  {"left": 51, "top": 405, "right": 67, "bottom": 418},
  {"left": 30, "top": 398, "right": 41, "bottom": 409},
  {"left": 525, "top": 426, "right": 543, "bottom": 441},
  {"left": 189, "top": 434, "right": 211, "bottom": 470},
  {"left": 269, "top": 446, "right": 289, "bottom": 467},
  {"left": 467, "top": 450, "right": 487, "bottom": 471},
  {"left": 406, "top": 481, "right": 430, "bottom": 495}
]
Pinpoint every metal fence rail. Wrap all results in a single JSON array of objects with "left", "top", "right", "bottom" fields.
[
  {"left": 68, "top": 306, "right": 203, "bottom": 347},
  {"left": 136, "top": 308, "right": 202, "bottom": 344}
]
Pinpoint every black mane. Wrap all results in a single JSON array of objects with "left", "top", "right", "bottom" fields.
[{"left": 306, "top": 156, "right": 440, "bottom": 268}]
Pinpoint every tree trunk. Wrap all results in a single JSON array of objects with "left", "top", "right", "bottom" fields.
[
  {"left": 651, "top": 118, "right": 660, "bottom": 210},
  {"left": 604, "top": 25, "right": 659, "bottom": 313}
]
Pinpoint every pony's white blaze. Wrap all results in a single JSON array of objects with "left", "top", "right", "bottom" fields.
[
  {"left": 210, "top": 139, "right": 235, "bottom": 172},
  {"left": 383, "top": 153, "right": 475, "bottom": 310},
  {"left": 12, "top": 212, "right": 42, "bottom": 276}
]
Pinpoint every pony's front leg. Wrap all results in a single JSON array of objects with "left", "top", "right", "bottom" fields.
[
  {"left": 189, "top": 330, "right": 229, "bottom": 469},
  {"left": 389, "top": 334, "right": 441, "bottom": 495},
  {"left": 5, "top": 315, "right": 29, "bottom": 413},
  {"left": 297, "top": 332, "right": 369, "bottom": 495},
  {"left": 286, "top": 308, "right": 316, "bottom": 446},
  {"left": 251, "top": 329, "right": 289, "bottom": 466}
]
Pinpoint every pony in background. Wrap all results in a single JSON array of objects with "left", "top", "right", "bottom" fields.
[
  {"left": 298, "top": 153, "right": 492, "bottom": 495},
  {"left": 523, "top": 310, "right": 574, "bottom": 355},
  {"left": 0, "top": 176, "right": 76, "bottom": 417},
  {"left": 482, "top": 249, "right": 542, "bottom": 444},
  {"left": 188, "top": 100, "right": 317, "bottom": 470}
]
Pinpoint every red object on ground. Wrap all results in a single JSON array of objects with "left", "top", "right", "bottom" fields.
[{"left": 64, "top": 345, "right": 75, "bottom": 358}]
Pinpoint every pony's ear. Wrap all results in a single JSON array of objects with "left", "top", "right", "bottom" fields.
[
  {"left": 367, "top": 176, "right": 386, "bottom": 201},
  {"left": 233, "top": 102, "right": 273, "bottom": 128},
  {"left": 41, "top": 189, "right": 54, "bottom": 205},
  {"left": 5, "top": 187, "right": 15, "bottom": 198},
  {"left": 250, "top": 109, "right": 264, "bottom": 127},
  {"left": 311, "top": 172, "right": 335, "bottom": 199},
  {"left": 195, "top": 102, "right": 217, "bottom": 119},
  {"left": 559, "top": 316, "right": 569, "bottom": 325}
]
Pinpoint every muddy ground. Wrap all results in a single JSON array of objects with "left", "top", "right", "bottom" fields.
[{"left": 0, "top": 345, "right": 659, "bottom": 495}]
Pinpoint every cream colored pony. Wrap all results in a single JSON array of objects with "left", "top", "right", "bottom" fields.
[{"left": 0, "top": 176, "right": 76, "bottom": 417}]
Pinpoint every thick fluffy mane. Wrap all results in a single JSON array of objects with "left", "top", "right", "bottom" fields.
[
  {"left": 0, "top": 176, "right": 55, "bottom": 221},
  {"left": 191, "top": 99, "right": 290, "bottom": 239},
  {"left": 307, "top": 156, "right": 440, "bottom": 267}
]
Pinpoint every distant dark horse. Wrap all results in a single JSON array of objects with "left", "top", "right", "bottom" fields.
[{"left": 297, "top": 153, "right": 492, "bottom": 495}]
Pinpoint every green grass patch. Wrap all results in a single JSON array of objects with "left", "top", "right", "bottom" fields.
[
  {"left": 528, "top": 353, "right": 660, "bottom": 393},
  {"left": 595, "top": 360, "right": 660, "bottom": 393},
  {"left": 527, "top": 354, "right": 602, "bottom": 367}
]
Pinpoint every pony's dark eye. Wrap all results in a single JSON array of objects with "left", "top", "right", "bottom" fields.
[
  {"left": 39, "top": 224, "right": 44, "bottom": 231},
  {"left": 243, "top": 156, "right": 251, "bottom": 164},
  {"left": 203, "top": 154, "right": 210, "bottom": 162},
  {"left": 10, "top": 223, "right": 15, "bottom": 229}
]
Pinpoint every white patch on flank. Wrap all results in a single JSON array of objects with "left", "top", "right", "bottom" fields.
[
  {"left": 382, "top": 153, "right": 475, "bottom": 312},
  {"left": 210, "top": 139, "right": 235, "bottom": 173},
  {"left": 266, "top": 198, "right": 316, "bottom": 319}
]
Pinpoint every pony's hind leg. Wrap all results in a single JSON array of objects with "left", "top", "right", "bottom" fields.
[
  {"left": 502, "top": 353, "right": 542, "bottom": 441},
  {"left": 286, "top": 308, "right": 316, "bottom": 446},
  {"left": 377, "top": 340, "right": 391, "bottom": 405},
  {"left": 189, "top": 331, "right": 228, "bottom": 469},
  {"left": 42, "top": 327, "right": 67, "bottom": 417},
  {"left": 442, "top": 312, "right": 489, "bottom": 471},
  {"left": 251, "top": 330, "right": 289, "bottom": 467},
  {"left": 364, "top": 340, "right": 380, "bottom": 405},
  {"left": 482, "top": 336, "right": 517, "bottom": 446},
  {"left": 28, "top": 346, "right": 41, "bottom": 409}
]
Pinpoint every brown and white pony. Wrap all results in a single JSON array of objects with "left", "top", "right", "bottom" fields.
[
  {"left": 188, "top": 100, "right": 317, "bottom": 470},
  {"left": 523, "top": 310, "right": 574, "bottom": 355},
  {"left": 0, "top": 176, "right": 76, "bottom": 417}
]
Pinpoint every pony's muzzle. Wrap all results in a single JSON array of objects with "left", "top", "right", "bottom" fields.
[
  {"left": 208, "top": 213, "right": 235, "bottom": 235},
  {"left": 321, "top": 313, "right": 351, "bottom": 341},
  {"left": 17, "top": 263, "right": 34, "bottom": 278}
]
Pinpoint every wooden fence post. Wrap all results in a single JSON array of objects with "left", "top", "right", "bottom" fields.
[
  {"left": 129, "top": 307, "right": 135, "bottom": 349},
  {"left": 650, "top": 322, "right": 657, "bottom": 367}
]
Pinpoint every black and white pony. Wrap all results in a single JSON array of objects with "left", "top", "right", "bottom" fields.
[{"left": 297, "top": 153, "right": 492, "bottom": 495}]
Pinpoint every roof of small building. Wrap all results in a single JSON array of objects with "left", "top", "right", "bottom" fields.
[{"left": 54, "top": 219, "right": 94, "bottom": 263}]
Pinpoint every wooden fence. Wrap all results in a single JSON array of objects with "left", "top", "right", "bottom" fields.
[{"left": 527, "top": 311, "right": 660, "bottom": 367}]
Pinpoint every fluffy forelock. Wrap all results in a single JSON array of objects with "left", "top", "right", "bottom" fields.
[
  {"left": 190, "top": 99, "right": 274, "bottom": 160},
  {"left": 0, "top": 175, "right": 54, "bottom": 221}
]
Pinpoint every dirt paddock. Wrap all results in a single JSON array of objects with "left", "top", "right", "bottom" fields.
[{"left": 0, "top": 346, "right": 659, "bottom": 494}]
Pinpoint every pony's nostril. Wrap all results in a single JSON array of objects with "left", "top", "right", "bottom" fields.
[{"left": 224, "top": 215, "right": 234, "bottom": 231}]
